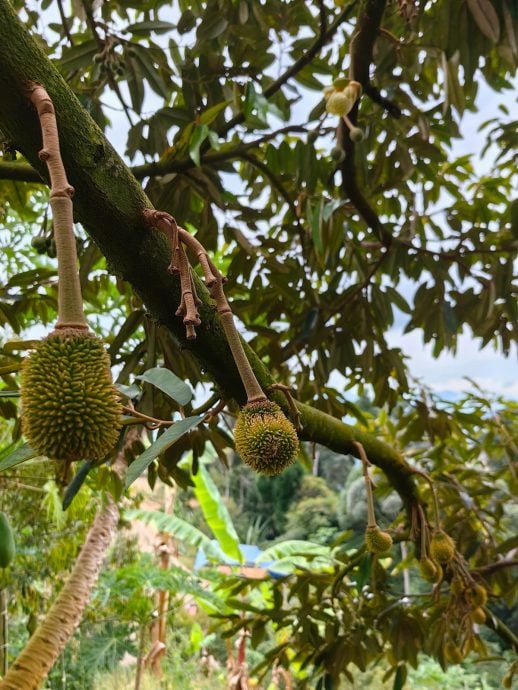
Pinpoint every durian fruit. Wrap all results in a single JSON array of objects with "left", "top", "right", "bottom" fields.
[
  {"left": 365, "top": 525, "right": 393, "bottom": 554},
  {"left": 234, "top": 400, "right": 299, "bottom": 476},
  {"left": 21, "top": 329, "right": 122, "bottom": 463},
  {"left": 444, "top": 641, "right": 463, "bottom": 665},
  {"left": 22, "top": 90, "right": 122, "bottom": 468},
  {"left": 419, "top": 557, "right": 441, "bottom": 583},
  {"left": 0, "top": 512, "right": 15, "bottom": 568},
  {"left": 467, "top": 583, "right": 487, "bottom": 607},
  {"left": 429, "top": 529, "right": 455, "bottom": 563},
  {"left": 349, "top": 127, "right": 365, "bottom": 143},
  {"left": 470, "top": 607, "right": 486, "bottom": 624},
  {"left": 450, "top": 577, "right": 465, "bottom": 596}
]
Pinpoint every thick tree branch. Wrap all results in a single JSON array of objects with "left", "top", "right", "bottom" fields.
[
  {"left": 0, "top": 0, "right": 419, "bottom": 515},
  {"left": 339, "top": 0, "right": 392, "bottom": 245}
]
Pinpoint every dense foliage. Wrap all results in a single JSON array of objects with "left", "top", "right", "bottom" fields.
[{"left": 0, "top": 0, "right": 516, "bottom": 688}]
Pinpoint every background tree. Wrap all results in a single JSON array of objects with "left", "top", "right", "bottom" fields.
[{"left": 0, "top": 0, "right": 516, "bottom": 688}]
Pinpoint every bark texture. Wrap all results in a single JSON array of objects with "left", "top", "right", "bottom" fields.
[
  {"left": 0, "top": 500, "right": 118, "bottom": 690},
  {"left": 0, "top": 0, "right": 419, "bottom": 512}
]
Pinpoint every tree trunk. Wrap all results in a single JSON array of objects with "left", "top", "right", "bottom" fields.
[{"left": 0, "top": 500, "right": 118, "bottom": 690}]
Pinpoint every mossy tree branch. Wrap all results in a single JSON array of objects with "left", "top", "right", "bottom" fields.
[{"left": 0, "top": 0, "right": 418, "bottom": 515}]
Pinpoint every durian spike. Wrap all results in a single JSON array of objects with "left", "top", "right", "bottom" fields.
[{"left": 27, "top": 83, "right": 87, "bottom": 330}]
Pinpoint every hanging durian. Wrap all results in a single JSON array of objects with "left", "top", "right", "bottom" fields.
[
  {"left": 354, "top": 442, "right": 393, "bottom": 555},
  {"left": 20, "top": 84, "right": 122, "bottom": 464},
  {"left": 429, "top": 529, "right": 455, "bottom": 563},
  {"left": 207, "top": 273, "right": 299, "bottom": 475},
  {"left": 365, "top": 525, "right": 393, "bottom": 554},
  {"left": 234, "top": 399, "right": 299, "bottom": 475}
]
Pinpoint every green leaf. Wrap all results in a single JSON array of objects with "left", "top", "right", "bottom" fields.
[
  {"left": 124, "top": 508, "right": 223, "bottom": 561},
  {"left": 188, "top": 124, "right": 209, "bottom": 166},
  {"left": 191, "top": 463, "right": 242, "bottom": 562},
  {"left": 136, "top": 367, "right": 192, "bottom": 406},
  {"left": 0, "top": 443, "right": 38, "bottom": 473},
  {"left": 128, "top": 45, "right": 169, "bottom": 98},
  {"left": 196, "top": 15, "right": 228, "bottom": 42},
  {"left": 60, "top": 40, "right": 99, "bottom": 70},
  {"left": 124, "top": 416, "right": 203, "bottom": 488},
  {"left": 125, "top": 21, "right": 176, "bottom": 35},
  {"left": 257, "top": 540, "right": 331, "bottom": 563},
  {"left": 393, "top": 665, "right": 407, "bottom": 690},
  {"left": 199, "top": 100, "right": 230, "bottom": 126}
]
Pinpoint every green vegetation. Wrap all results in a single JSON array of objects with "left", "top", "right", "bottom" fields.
[{"left": 0, "top": 0, "right": 516, "bottom": 687}]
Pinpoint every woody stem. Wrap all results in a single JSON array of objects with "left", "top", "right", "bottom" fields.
[
  {"left": 413, "top": 469, "right": 441, "bottom": 528},
  {"left": 27, "top": 83, "right": 87, "bottom": 330},
  {"left": 212, "top": 285, "right": 266, "bottom": 404},
  {"left": 354, "top": 441, "right": 377, "bottom": 528}
]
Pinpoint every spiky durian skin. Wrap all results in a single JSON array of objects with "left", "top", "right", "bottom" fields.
[
  {"left": 419, "top": 557, "right": 440, "bottom": 583},
  {"left": 429, "top": 529, "right": 455, "bottom": 563},
  {"left": 450, "top": 577, "right": 465, "bottom": 596},
  {"left": 467, "top": 583, "right": 487, "bottom": 607},
  {"left": 20, "top": 330, "right": 122, "bottom": 462},
  {"left": 365, "top": 526, "right": 393, "bottom": 554},
  {"left": 234, "top": 400, "right": 299, "bottom": 476}
]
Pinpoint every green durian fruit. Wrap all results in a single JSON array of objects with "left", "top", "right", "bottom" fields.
[
  {"left": 21, "top": 329, "right": 122, "bottom": 462},
  {"left": 0, "top": 512, "right": 15, "bottom": 568},
  {"left": 450, "top": 577, "right": 465, "bottom": 596},
  {"left": 419, "top": 557, "right": 440, "bottom": 583},
  {"left": 234, "top": 400, "right": 299, "bottom": 476},
  {"left": 349, "top": 127, "right": 365, "bottom": 143},
  {"left": 470, "top": 607, "right": 486, "bottom": 624},
  {"left": 365, "top": 525, "right": 393, "bottom": 554},
  {"left": 429, "top": 529, "right": 455, "bottom": 563},
  {"left": 444, "top": 642, "right": 463, "bottom": 664},
  {"left": 467, "top": 583, "right": 487, "bottom": 607}
]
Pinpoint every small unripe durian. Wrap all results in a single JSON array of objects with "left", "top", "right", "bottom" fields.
[
  {"left": 234, "top": 400, "right": 299, "bottom": 476},
  {"left": 467, "top": 583, "right": 487, "bottom": 607},
  {"left": 331, "top": 146, "right": 345, "bottom": 163},
  {"left": 419, "top": 557, "right": 440, "bottom": 583},
  {"left": 450, "top": 577, "right": 465, "bottom": 596},
  {"left": 21, "top": 330, "right": 122, "bottom": 462},
  {"left": 349, "top": 127, "right": 365, "bottom": 143},
  {"left": 365, "top": 525, "right": 393, "bottom": 554},
  {"left": 470, "top": 607, "right": 486, "bottom": 624},
  {"left": 444, "top": 642, "right": 463, "bottom": 664},
  {"left": 429, "top": 529, "right": 455, "bottom": 563}
]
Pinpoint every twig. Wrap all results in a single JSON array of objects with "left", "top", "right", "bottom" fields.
[
  {"left": 363, "top": 84, "right": 401, "bottom": 118},
  {"left": 353, "top": 441, "right": 377, "bottom": 528}
]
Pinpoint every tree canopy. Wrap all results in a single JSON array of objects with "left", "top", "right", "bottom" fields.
[{"left": 0, "top": 0, "right": 516, "bottom": 688}]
